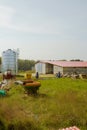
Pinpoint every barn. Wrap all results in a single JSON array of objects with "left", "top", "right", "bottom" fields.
[{"left": 35, "top": 60, "right": 87, "bottom": 75}]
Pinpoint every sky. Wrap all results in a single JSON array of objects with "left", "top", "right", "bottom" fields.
[{"left": 0, "top": 0, "right": 87, "bottom": 61}]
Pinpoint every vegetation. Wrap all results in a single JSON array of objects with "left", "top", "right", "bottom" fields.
[
  {"left": 0, "top": 76, "right": 87, "bottom": 130},
  {"left": 0, "top": 57, "right": 84, "bottom": 72},
  {"left": 18, "top": 59, "right": 35, "bottom": 71},
  {"left": 0, "top": 57, "right": 35, "bottom": 72},
  {"left": 70, "top": 59, "right": 83, "bottom": 61}
]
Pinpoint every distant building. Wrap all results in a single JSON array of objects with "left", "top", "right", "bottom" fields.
[
  {"left": 2, "top": 49, "right": 19, "bottom": 74},
  {"left": 35, "top": 60, "right": 87, "bottom": 75}
]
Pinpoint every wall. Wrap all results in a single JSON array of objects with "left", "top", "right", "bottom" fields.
[
  {"left": 54, "top": 65, "right": 63, "bottom": 74},
  {"left": 63, "top": 67, "right": 87, "bottom": 74},
  {"left": 35, "top": 63, "right": 46, "bottom": 74}
]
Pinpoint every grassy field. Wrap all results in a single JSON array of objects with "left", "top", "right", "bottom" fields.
[{"left": 0, "top": 76, "right": 87, "bottom": 130}]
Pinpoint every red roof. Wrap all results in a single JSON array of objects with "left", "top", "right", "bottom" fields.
[{"left": 39, "top": 60, "right": 87, "bottom": 67}]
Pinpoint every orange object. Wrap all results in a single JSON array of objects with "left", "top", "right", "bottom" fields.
[
  {"left": 23, "top": 81, "right": 41, "bottom": 94},
  {"left": 24, "top": 81, "right": 41, "bottom": 87}
]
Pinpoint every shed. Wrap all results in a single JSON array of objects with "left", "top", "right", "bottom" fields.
[{"left": 35, "top": 60, "right": 87, "bottom": 75}]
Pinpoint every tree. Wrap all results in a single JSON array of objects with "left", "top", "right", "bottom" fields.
[
  {"left": 70, "top": 59, "right": 83, "bottom": 61},
  {"left": 18, "top": 59, "right": 35, "bottom": 71}
]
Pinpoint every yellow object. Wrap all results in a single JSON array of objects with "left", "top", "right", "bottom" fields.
[{"left": 25, "top": 73, "right": 32, "bottom": 79}]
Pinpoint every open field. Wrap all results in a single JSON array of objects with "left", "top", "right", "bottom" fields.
[{"left": 0, "top": 76, "right": 87, "bottom": 130}]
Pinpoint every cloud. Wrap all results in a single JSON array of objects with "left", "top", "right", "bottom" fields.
[{"left": 0, "top": 5, "right": 15, "bottom": 28}]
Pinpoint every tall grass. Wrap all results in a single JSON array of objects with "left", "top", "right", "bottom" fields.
[{"left": 0, "top": 77, "right": 87, "bottom": 129}]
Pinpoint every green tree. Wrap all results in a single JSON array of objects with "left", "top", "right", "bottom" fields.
[{"left": 18, "top": 59, "right": 35, "bottom": 71}]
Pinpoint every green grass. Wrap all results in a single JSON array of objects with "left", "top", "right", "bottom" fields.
[{"left": 0, "top": 77, "right": 87, "bottom": 130}]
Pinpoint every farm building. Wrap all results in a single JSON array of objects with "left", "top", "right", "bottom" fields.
[
  {"left": 35, "top": 60, "right": 87, "bottom": 75},
  {"left": 2, "top": 49, "right": 19, "bottom": 74}
]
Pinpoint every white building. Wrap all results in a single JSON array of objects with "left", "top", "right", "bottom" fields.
[
  {"left": 2, "top": 49, "right": 19, "bottom": 74},
  {"left": 35, "top": 60, "right": 87, "bottom": 75}
]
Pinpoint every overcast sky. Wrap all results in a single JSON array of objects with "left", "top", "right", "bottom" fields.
[{"left": 0, "top": 0, "right": 87, "bottom": 61}]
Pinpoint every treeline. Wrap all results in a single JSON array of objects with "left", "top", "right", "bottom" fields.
[
  {"left": 0, "top": 57, "right": 36, "bottom": 71},
  {"left": 18, "top": 59, "right": 36, "bottom": 71},
  {"left": 0, "top": 57, "right": 84, "bottom": 72}
]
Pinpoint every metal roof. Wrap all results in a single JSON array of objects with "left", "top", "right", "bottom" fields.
[{"left": 39, "top": 60, "right": 87, "bottom": 67}]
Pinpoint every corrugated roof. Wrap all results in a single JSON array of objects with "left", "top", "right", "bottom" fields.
[{"left": 39, "top": 60, "right": 87, "bottom": 67}]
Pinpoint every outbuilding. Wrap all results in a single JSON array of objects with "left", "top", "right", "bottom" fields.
[
  {"left": 35, "top": 60, "right": 87, "bottom": 75},
  {"left": 2, "top": 49, "right": 19, "bottom": 74}
]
